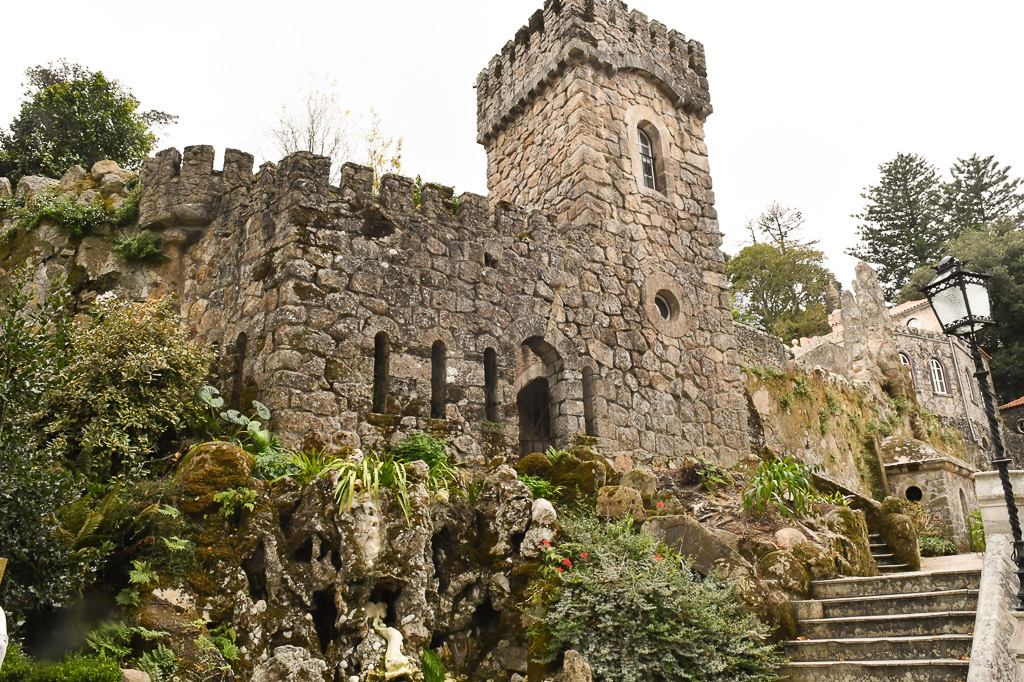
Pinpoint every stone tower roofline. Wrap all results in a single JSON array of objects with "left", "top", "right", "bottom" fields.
[
  {"left": 475, "top": 0, "right": 712, "bottom": 145},
  {"left": 137, "top": 144, "right": 559, "bottom": 238}
]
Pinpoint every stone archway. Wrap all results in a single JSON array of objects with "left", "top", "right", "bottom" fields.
[{"left": 517, "top": 376, "right": 553, "bottom": 455}]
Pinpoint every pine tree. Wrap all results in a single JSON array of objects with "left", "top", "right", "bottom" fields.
[
  {"left": 942, "top": 154, "right": 1024, "bottom": 234},
  {"left": 847, "top": 153, "right": 945, "bottom": 300}
]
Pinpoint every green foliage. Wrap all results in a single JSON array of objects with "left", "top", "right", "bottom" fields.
[
  {"left": 213, "top": 487, "right": 258, "bottom": 520},
  {"left": 4, "top": 189, "right": 110, "bottom": 237},
  {"left": 887, "top": 498, "right": 937, "bottom": 535},
  {"left": 209, "top": 623, "right": 240, "bottom": 662},
  {"left": 818, "top": 490, "right": 850, "bottom": 506},
  {"left": 533, "top": 516, "right": 784, "bottom": 681},
  {"left": 112, "top": 229, "right": 163, "bottom": 262},
  {"left": 195, "top": 386, "right": 286, "bottom": 472},
  {"left": 281, "top": 448, "right": 335, "bottom": 485},
  {"left": 422, "top": 648, "right": 447, "bottom": 682},
  {"left": 135, "top": 644, "right": 179, "bottom": 682},
  {"left": 742, "top": 363, "right": 786, "bottom": 381},
  {"left": 0, "top": 643, "right": 123, "bottom": 682},
  {"left": 741, "top": 456, "right": 820, "bottom": 519},
  {"left": 819, "top": 390, "right": 841, "bottom": 434},
  {"left": 519, "top": 473, "right": 565, "bottom": 500},
  {"left": 778, "top": 392, "right": 793, "bottom": 410},
  {"left": 0, "top": 272, "right": 88, "bottom": 623},
  {"left": 792, "top": 375, "right": 812, "bottom": 399},
  {"left": 847, "top": 153, "right": 946, "bottom": 299},
  {"left": 942, "top": 154, "right": 1024, "bottom": 234},
  {"left": 544, "top": 446, "right": 569, "bottom": 464},
  {"left": 727, "top": 241, "right": 833, "bottom": 342},
  {"left": 968, "top": 509, "right": 986, "bottom": 553},
  {"left": 36, "top": 296, "right": 213, "bottom": 480},
  {"left": 0, "top": 60, "right": 175, "bottom": 180},
  {"left": 694, "top": 458, "right": 733, "bottom": 493},
  {"left": 86, "top": 620, "right": 167, "bottom": 662},
  {"left": 412, "top": 174, "right": 422, "bottom": 207},
  {"left": 391, "top": 431, "right": 462, "bottom": 492},
  {"left": 331, "top": 449, "right": 412, "bottom": 521},
  {"left": 918, "top": 534, "right": 959, "bottom": 557},
  {"left": 127, "top": 558, "right": 159, "bottom": 587}
]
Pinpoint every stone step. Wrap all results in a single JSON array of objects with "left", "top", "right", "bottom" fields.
[
  {"left": 871, "top": 552, "right": 895, "bottom": 560},
  {"left": 877, "top": 563, "right": 913, "bottom": 574},
  {"left": 812, "top": 569, "right": 981, "bottom": 599},
  {"left": 793, "top": 589, "right": 979, "bottom": 619},
  {"left": 797, "top": 611, "right": 975, "bottom": 639},
  {"left": 783, "top": 659, "right": 970, "bottom": 682},
  {"left": 783, "top": 634, "right": 974, "bottom": 663}
]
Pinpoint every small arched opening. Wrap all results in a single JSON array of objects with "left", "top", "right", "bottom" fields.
[
  {"left": 431, "top": 340, "right": 447, "bottom": 419},
  {"left": 484, "top": 347, "right": 499, "bottom": 422},
  {"left": 582, "top": 366, "right": 597, "bottom": 437},
  {"left": 372, "top": 331, "right": 390, "bottom": 413},
  {"left": 518, "top": 377, "right": 553, "bottom": 455}
]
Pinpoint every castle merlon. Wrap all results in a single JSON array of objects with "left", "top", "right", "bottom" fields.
[{"left": 475, "top": 0, "right": 711, "bottom": 145}]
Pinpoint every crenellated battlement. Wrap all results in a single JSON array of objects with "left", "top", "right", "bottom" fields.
[
  {"left": 138, "top": 147, "right": 554, "bottom": 243},
  {"left": 475, "top": 0, "right": 711, "bottom": 145}
]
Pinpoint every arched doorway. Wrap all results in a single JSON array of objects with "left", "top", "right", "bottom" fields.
[{"left": 518, "top": 377, "right": 553, "bottom": 455}]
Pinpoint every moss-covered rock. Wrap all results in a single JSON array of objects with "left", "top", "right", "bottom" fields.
[
  {"left": 173, "top": 441, "right": 254, "bottom": 514},
  {"left": 758, "top": 550, "right": 811, "bottom": 597},
  {"left": 822, "top": 506, "right": 877, "bottom": 576},
  {"left": 792, "top": 540, "right": 837, "bottom": 581},
  {"left": 620, "top": 469, "right": 658, "bottom": 501},
  {"left": 516, "top": 452, "right": 554, "bottom": 478},
  {"left": 875, "top": 508, "right": 922, "bottom": 570},
  {"left": 596, "top": 486, "right": 644, "bottom": 523}
]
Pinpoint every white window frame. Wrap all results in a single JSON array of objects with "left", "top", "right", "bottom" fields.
[
  {"left": 638, "top": 128, "right": 657, "bottom": 191},
  {"left": 899, "top": 352, "right": 915, "bottom": 389},
  {"left": 929, "top": 358, "right": 948, "bottom": 395}
]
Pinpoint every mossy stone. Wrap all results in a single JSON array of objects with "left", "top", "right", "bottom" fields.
[
  {"left": 173, "top": 441, "right": 254, "bottom": 514},
  {"left": 758, "top": 550, "right": 811, "bottom": 597},
  {"left": 516, "top": 452, "right": 554, "bottom": 478},
  {"left": 792, "top": 540, "right": 837, "bottom": 581}
]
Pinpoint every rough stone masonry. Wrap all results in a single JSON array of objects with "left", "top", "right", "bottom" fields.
[{"left": 3, "top": 0, "right": 748, "bottom": 470}]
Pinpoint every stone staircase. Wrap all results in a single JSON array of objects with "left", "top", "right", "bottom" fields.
[
  {"left": 782, "top": 567, "right": 981, "bottom": 681},
  {"left": 869, "top": 531, "right": 911, "bottom": 574}
]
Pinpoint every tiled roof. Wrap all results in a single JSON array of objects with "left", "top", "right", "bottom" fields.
[
  {"left": 889, "top": 298, "right": 929, "bottom": 317},
  {"left": 1000, "top": 395, "right": 1024, "bottom": 410}
]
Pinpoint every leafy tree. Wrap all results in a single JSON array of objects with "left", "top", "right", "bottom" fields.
[
  {"left": 0, "top": 60, "right": 176, "bottom": 180},
  {"left": 728, "top": 203, "right": 835, "bottom": 342},
  {"left": 847, "top": 153, "right": 945, "bottom": 299},
  {"left": 898, "top": 218, "right": 1024, "bottom": 402},
  {"left": 942, "top": 154, "right": 1024, "bottom": 234}
]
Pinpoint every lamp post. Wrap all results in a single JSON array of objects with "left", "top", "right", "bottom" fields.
[{"left": 922, "top": 256, "right": 1024, "bottom": 609}]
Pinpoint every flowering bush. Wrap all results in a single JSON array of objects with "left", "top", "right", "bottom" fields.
[{"left": 530, "top": 516, "right": 783, "bottom": 682}]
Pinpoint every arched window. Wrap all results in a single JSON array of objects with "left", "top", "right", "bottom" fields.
[
  {"left": 907, "top": 318, "right": 921, "bottom": 330},
  {"left": 431, "top": 340, "right": 447, "bottom": 418},
  {"left": 964, "top": 369, "right": 976, "bottom": 401},
  {"left": 899, "top": 352, "right": 915, "bottom": 389},
  {"left": 638, "top": 128, "right": 658, "bottom": 190},
  {"left": 929, "top": 358, "right": 948, "bottom": 395},
  {"left": 582, "top": 366, "right": 597, "bottom": 437},
  {"left": 372, "top": 332, "right": 390, "bottom": 413},
  {"left": 484, "top": 347, "right": 499, "bottom": 422}
]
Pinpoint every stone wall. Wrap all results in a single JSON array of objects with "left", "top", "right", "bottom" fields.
[
  {"left": 1002, "top": 403, "right": 1024, "bottom": 468},
  {"left": 735, "top": 323, "right": 793, "bottom": 372}
]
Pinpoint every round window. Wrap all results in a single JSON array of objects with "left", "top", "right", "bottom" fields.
[
  {"left": 653, "top": 289, "right": 679, "bottom": 322},
  {"left": 905, "top": 486, "right": 923, "bottom": 502},
  {"left": 1017, "top": 419, "right": 1024, "bottom": 435}
]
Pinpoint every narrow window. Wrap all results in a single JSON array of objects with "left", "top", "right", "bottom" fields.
[
  {"left": 484, "top": 347, "right": 499, "bottom": 422},
  {"left": 638, "top": 128, "right": 657, "bottom": 190},
  {"left": 899, "top": 352, "right": 915, "bottom": 389},
  {"left": 431, "top": 340, "right": 447, "bottom": 419},
  {"left": 582, "top": 366, "right": 597, "bottom": 437},
  {"left": 372, "top": 332, "right": 389, "bottom": 413},
  {"left": 930, "top": 358, "right": 948, "bottom": 395},
  {"left": 964, "top": 369, "right": 976, "bottom": 401},
  {"left": 229, "top": 332, "right": 248, "bottom": 410}
]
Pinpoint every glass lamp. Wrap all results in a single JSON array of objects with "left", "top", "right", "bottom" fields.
[{"left": 921, "top": 256, "right": 993, "bottom": 336}]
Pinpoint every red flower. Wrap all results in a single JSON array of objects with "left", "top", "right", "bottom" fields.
[
  {"left": 562, "top": 558, "right": 573, "bottom": 568},
  {"left": 655, "top": 554, "right": 662, "bottom": 562},
  {"left": 541, "top": 539, "right": 550, "bottom": 546},
  {"left": 557, "top": 566, "right": 565, "bottom": 573},
  {"left": 580, "top": 552, "right": 588, "bottom": 559},
  {"left": 656, "top": 501, "right": 664, "bottom": 509}
]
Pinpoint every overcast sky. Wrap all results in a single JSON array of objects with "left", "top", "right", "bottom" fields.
[{"left": 2, "top": 0, "right": 1022, "bottom": 287}]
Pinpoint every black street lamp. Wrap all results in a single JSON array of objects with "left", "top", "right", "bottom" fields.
[{"left": 922, "top": 256, "right": 1024, "bottom": 609}]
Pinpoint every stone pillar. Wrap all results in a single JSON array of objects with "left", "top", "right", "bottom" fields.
[{"left": 970, "top": 471, "right": 1024, "bottom": 682}]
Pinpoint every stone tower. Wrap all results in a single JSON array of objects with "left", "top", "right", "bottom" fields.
[{"left": 476, "top": 0, "right": 747, "bottom": 466}]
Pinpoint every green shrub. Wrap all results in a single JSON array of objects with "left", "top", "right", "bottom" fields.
[
  {"left": 213, "top": 487, "right": 258, "bottom": 520},
  {"left": 391, "top": 431, "right": 462, "bottom": 492},
  {"left": 35, "top": 296, "right": 213, "bottom": 480},
  {"left": 968, "top": 509, "right": 986, "bottom": 552},
  {"left": 0, "top": 644, "right": 123, "bottom": 682},
  {"left": 422, "top": 648, "right": 446, "bottom": 682},
  {"left": 330, "top": 450, "right": 412, "bottom": 520},
  {"left": 741, "top": 456, "right": 820, "bottom": 519},
  {"left": 194, "top": 385, "right": 286, "bottom": 473},
  {"left": 10, "top": 190, "right": 110, "bottom": 237},
  {"left": 135, "top": 644, "right": 179, "bottom": 682},
  {"left": 281, "top": 448, "right": 337, "bottom": 485},
  {"left": 918, "top": 534, "right": 958, "bottom": 557},
  {"left": 519, "top": 473, "right": 564, "bottom": 500},
  {"left": 532, "top": 516, "right": 784, "bottom": 681},
  {"left": 112, "top": 229, "right": 163, "bottom": 262}
]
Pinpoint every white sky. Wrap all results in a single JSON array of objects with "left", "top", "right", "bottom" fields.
[{"left": 3, "top": 0, "right": 1023, "bottom": 287}]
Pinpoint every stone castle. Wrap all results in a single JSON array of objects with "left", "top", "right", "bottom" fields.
[{"left": 111, "top": 0, "right": 747, "bottom": 468}]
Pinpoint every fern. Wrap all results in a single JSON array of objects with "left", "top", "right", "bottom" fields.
[
  {"left": 128, "top": 559, "right": 159, "bottom": 587},
  {"left": 136, "top": 643, "right": 179, "bottom": 682},
  {"left": 422, "top": 648, "right": 446, "bottom": 682},
  {"left": 162, "top": 536, "right": 194, "bottom": 553},
  {"left": 116, "top": 587, "right": 140, "bottom": 607},
  {"left": 157, "top": 504, "right": 180, "bottom": 519}
]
